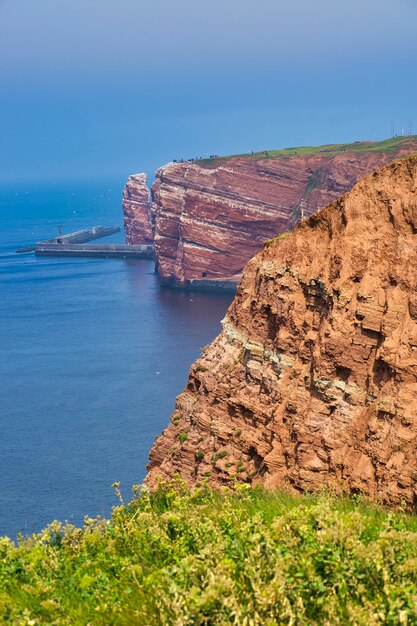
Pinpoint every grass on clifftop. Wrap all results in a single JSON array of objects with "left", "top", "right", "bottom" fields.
[
  {"left": 199, "top": 135, "right": 417, "bottom": 167},
  {"left": 1, "top": 483, "right": 417, "bottom": 625}
]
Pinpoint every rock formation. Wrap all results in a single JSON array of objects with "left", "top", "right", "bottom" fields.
[
  {"left": 124, "top": 138, "right": 417, "bottom": 287},
  {"left": 146, "top": 155, "right": 417, "bottom": 507},
  {"left": 123, "top": 174, "right": 153, "bottom": 245}
]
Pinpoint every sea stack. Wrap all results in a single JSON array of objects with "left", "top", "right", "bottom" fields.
[
  {"left": 123, "top": 173, "right": 153, "bottom": 245},
  {"left": 146, "top": 155, "right": 417, "bottom": 507}
]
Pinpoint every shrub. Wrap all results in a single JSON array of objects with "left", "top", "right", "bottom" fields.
[
  {"left": 2, "top": 485, "right": 417, "bottom": 625},
  {"left": 211, "top": 450, "right": 228, "bottom": 464}
]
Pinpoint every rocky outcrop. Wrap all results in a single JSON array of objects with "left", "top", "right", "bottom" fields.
[
  {"left": 123, "top": 174, "right": 153, "bottom": 245},
  {"left": 137, "top": 138, "right": 417, "bottom": 287},
  {"left": 146, "top": 155, "right": 417, "bottom": 507}
]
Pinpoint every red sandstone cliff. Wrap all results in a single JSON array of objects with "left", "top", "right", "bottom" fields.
[
  {"left": 123, "top": 174, "right": 153, "bottom": 245},
  {"left": 146, "top": 155, "right": 417, "bottom": 507},
  {"left": 124, "top": 138, "right": 417, "bottom": 287}
]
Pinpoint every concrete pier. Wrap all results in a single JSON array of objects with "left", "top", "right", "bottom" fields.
[
  {"left": 35, "top": 243, "right": 154, "bottom": 259},
  {"left": 16, "top": 225, "right": 121, "bottom": 253},
  {"left": 16, "top": 225, "right": 155, "bottom": 259},
  {"left": 52, "top": 225, "right": 120, "bottom": 244}
]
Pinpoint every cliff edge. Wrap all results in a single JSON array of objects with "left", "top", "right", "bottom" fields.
[{"left": 146, "top": 155, "right": 417, "bottom": 507}]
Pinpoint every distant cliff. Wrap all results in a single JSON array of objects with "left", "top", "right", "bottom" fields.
[
  {"left": 146, "top": 155, "right": 417, "bottom": 507},
  {"left": 123, "top": 137, "right": 417, "bottom": 288}
]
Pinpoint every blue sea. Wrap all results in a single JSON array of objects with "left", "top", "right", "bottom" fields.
[{"left": 0, "top": 178, "right": 232, "bottom": 538}]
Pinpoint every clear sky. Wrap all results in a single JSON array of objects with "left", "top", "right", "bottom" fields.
[{"left": 0, "top": 0, "right": 416, "bottom": 181}]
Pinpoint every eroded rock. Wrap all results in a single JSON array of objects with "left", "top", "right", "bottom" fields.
[
  {"left": 123, "top": 174, "right": 153, "bottom": 245},
  {"left": 146, "top": 155, "right": 417, "bottom": 507}
]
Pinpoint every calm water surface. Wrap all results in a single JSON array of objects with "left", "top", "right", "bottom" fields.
[{"left": 0, "top": 179, "right": 233, "bottom": 537}]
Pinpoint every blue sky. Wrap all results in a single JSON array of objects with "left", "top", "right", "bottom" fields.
[{"left": 0, "top": 0, "right": 416, "bottom": 181}]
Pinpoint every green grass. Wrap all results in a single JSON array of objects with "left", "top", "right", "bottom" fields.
[
  {"left": 1, "top": 484, "right": 417, "bottom": 625},
  {"left": 199, "top": 135, "right": 417, "bottom": 167}
]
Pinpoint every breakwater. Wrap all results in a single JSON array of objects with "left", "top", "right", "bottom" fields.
[
  {"left": 16, "top": 225, "right": 155, "bottom": 261},
  {"left": 16, "top": 225, "right": 121, "bottom": 253},
  {"left": 35, "top": 242, "right": 154, "bottom": 259},
  {"left": 54, "top": 225, "right": 120, "bottom": 243}
]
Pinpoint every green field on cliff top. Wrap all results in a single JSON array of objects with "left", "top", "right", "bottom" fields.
[
  {"left": 199, "top": 135, "right": 417, "bottom": 166},
  {"left": 2, "top": 483, "right": 417, "bottom": 625}
]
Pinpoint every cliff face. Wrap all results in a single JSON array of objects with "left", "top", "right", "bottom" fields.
[
  {"left": 123, "top": 174, "right": 153, "bottom": 245},
  {"left": 146, "top": 155, "right": 417, "bottom": 507},
  {"left": 146, "top": 139, "right": 417, "bottom": 286}
]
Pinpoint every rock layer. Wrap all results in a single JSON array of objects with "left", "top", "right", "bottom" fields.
[
  {"left": 146, "top": 155, "right": 417, "bottom": 507},
  {"left": 123, "top": 174, "right": 153, "bottom": 245},
  {"left": 144, "top": 139, "right": 417, "bottom": 286}
]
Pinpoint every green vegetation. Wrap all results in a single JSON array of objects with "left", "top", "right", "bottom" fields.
[
  {"left": 1, "top": 484, "right": 417, "bottom": 624},
  {"left": 216, "top": 450, "right": 228, "bottom": 460},
  {"left": 199, "top": 135, "right": 417, "bottom": 167},
  {"left": 177, "top": 431, "right": 189, "bottom": 442},
  {"left": 196, "top": 364, "right": 208, "bottom": 373},
  {"left": 211, "top": 450, "right": 229, "bottom": 464}
]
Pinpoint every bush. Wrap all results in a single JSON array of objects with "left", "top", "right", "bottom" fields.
[
  {"left": 211, "top": 450, "right": 228, "bottom": 463},
  {"left": 1, "top": 485, "right": 417, "bottom": 624}
]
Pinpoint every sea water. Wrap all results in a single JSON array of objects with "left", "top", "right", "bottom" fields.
[{"left": 0, "top": 178, "right": 233, "bottom": 537}]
